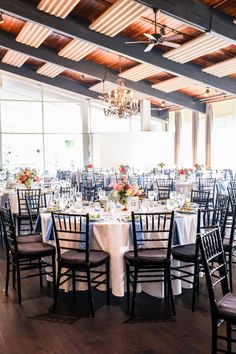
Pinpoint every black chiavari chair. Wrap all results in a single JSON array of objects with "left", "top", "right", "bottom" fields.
[{"left": 124, "top": 211, "right": 175, "bottom": 317}]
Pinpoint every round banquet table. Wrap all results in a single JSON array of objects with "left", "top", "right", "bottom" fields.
[{"left": 40, "top": 206, "right": 197, "bottom": 298}]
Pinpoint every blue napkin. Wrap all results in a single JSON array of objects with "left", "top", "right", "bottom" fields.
[
  {"left": 45, "top": 217, "right": 54, "bottom": 241},
  {"left": 34, "top": 215, "right": 42, "bottom": 233},
  {"left": 129, "top": 220, "right": 144, "bottom": 245}
]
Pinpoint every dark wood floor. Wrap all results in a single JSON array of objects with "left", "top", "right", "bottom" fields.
[{"left": 0, "top": 248, "right": 234, "bottom": 354}]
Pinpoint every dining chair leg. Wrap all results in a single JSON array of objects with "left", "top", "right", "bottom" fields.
[
  {"left": 39, "top": 259, "right": 43, "bottom": 289},
  {"left": 167, "top": 267, "right": 176, "bottom": 316},
  {"left": 16, "top": 260, "right": 21, "bottom": 305},
  {"left": 51, "top": 255, "right": 56, "bottom": 298},
  {"left": 106, "top": 261, "right": 110, "bottom": 305},
  {"left": 5, "top": 253, "right": 10, "bottom": 295},
  {"left": 163, "top": 269, "right": 168, "bottom": 300},
  {"left": 126, "top": 262, "right": 130, "bottom": 311},
  {"left": 130, "top": 266, "right": 138, "bottom": 318},
  {"left": 211, "top": 319, "right": 218, "bottom": 354},
  {"left": 72, "top": 270, "right": 76, "bottom": 302},
  {"left": 86, "top": 269, "right": 94, "bottom": 317},
  {"left": 192, "top": 261, "right": 199, "bottom": 312},
  {"left": 226, "top": 322, "right": 232, "bottom": 353},
  {"left": 12, "top": 258, "right": 16, "bottom": 290},
  {"left": 53, "top": 264, "right": 61, "bottom": 312}
]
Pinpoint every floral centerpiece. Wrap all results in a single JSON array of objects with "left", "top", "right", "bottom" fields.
[
  {"left": 17, "top": 168, "right": 39, "bottom": 189},
  {"left": 118, "top": 164, "right": 129, "bottom": 175},
  {"left": 85, "top": 163, "right": 94, "bottom": 171},
  {"left": 109, "top": 176, "right": 142, "bottom": 206},
  {"left": 177, "top": 167, "right": 193, "bottom": 180},
  {"left": 157, "top": 162, "right": 165, "bottom": 169},
  {"left": 194, "top": 163, "right": 205, "bottom": 171}
]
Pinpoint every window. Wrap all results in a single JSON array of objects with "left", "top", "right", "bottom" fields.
[{"left": 0, "top": 73, "right": 84, "bottom": 172}]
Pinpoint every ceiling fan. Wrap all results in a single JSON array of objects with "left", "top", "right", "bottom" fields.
[{"left": 125, "top": 8, "right": 183, "bottom": 52}]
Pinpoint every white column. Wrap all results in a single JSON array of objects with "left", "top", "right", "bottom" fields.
[
  {"left": 81, "top": 100, "right": 91, "bottom": 166},
  {"left": 205, "top": 103, "right": 213, "bottom": 168},
  {"left": 174, "top": 111, "right": 182, "bottom": 167},
  {"left": 140, "top": 99, "right": 151, "bottom": 131}
]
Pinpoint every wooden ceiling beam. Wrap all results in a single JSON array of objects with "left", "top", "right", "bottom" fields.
[
  {"left": 137, "top": 0, "right": 236, "bottom": 43},
  {"left": 0, "top": 0, "right": 235, "bottom": 101},
  {"left": 0, "top": 25, "right": 204, "bottom": 112}
]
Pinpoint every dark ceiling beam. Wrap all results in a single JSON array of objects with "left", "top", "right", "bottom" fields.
[
  {"left": 0, "top": 26, "right": 204, "bottom": 112},
  {"left": 0, "top": 61, "right": 100, "bottom": 100},
  {"left": 0, "top": 61, "right": 163, "bottom": 119},
  {"left": 0, "top": 0, "right": 235, "bottom": 100},
  {"left": 137, "top": 0, "right": 236, "bottom": 43}
]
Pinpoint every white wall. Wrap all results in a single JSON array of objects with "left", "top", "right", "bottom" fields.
[{"left": 92, "top": 132, "right": 174, "bottom": 168}]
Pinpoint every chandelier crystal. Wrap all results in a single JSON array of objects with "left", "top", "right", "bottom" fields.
[{"left": 102, "top": 78, "right": 139, "bottom": 119}]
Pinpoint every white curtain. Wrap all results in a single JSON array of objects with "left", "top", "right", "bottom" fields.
[
  {"left": 192, "top": 110, "right": 199, "bottom": 165},
  {"left": 175, "top": 111, "right": 182, "bottom": 167},
  {"left": 205, "top": 103, "right": 213, "bottom": 168}
]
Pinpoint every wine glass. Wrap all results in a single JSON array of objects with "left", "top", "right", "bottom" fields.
[
  {"left": 166, "top": 199, "right": 175, "bottom": 211},
  {"left": 59, "top": 196, "right": 68, "bottom": 211}
]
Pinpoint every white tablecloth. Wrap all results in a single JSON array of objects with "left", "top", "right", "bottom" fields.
[
  {"left": 41, "top": 208, "right": 197, "bottom": 298},
  {"left": 175, "top": 182, "right": 198, "bottom": 198}
]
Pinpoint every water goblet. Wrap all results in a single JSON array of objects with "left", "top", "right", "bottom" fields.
[
  {"left": 141, "top": 200, "right": 148, "bottom": 213},
  {"left": 166, "top": 199, "right": 175, "bottom": 211},
  {"left": 148, "top": 190, "right": 155, "bottom": 201}
]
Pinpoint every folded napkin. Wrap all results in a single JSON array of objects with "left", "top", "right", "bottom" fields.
[
  {"left": 129, "top": 220, "right": 144, "bottom": 245},
  {"left": 45, "top": 217, "right": 54, "bottom": 241}
]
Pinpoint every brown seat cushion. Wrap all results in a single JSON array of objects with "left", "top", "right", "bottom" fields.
[
  {"left": 17, "top": 234, "right": 42, "bottom": 243},
  {"left": 218, "top": 293, "right": 236, "bottom": 321},
  {"left": 16, "top": 242, "right": 55, "bottom": 257},
  {"left": 61, "top": 250, "right": 109, "bottom": 266},
  {"left": 171, "top": 244, "right": 197, "bottom": 262},
  {"left": 124, "top": 249, "right": 168, "bottom": 264}
]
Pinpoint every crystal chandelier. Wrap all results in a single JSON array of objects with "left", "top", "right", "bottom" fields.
[{"left": 102, "top": 58, "right": 139, "bottom": 119}]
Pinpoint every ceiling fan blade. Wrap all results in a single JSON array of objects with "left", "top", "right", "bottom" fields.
[
  {"left": 161, "top": 41, "right": 181, "bottom": 48},
  {"left": 125, "top": 41, "right": 148, "bottom": 44},
  {"left": 144, "top": 33, "right": 156, "bottom": 40},
  {"left": 144, "top": 43, "right": 155, "bottom": 52},
  {"left": 162, "top": 34, "right": 183, "bottom": 41}
]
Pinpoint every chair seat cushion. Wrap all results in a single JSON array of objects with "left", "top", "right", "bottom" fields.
[
  {"left": 61, "top": 250, "right": 109, "bottom": 267},
  {"left": 17, "top": 234, "right": 42, "bottom": 243},
  {"left": 218, "top": 293, "right": 236, "bottom": 321},
  {"left": 124, "top": 249, "right": 168, "bottom": 264},
  {"left": 172, "top": 244, "right": 197, "bottom": 262},
  {"left": 16, "top": 242, "right": 55, "bottom": 257}
]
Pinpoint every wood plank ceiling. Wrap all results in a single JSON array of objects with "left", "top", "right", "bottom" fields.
[{"left": 0, "top": 0, "right": 236, "bottom": 112}]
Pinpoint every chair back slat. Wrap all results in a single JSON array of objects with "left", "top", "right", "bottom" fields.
[
  {"left": 0, "top": 206, "right": 18, "bottom": 253},
  {"left": 52, "top": 212, "right": 89, "bottom": 262},
  {"left": 17, "top": 188, "right": 41, "bottom": 216},
  {"left": 191, "top": 190, "right": 209, "bottom": 208},
  {"left": 131, "top": 211, "right": 174, "bottom": 259},
  {"left": 198, "top": 228, "right": 230, "bottom": 311}
]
